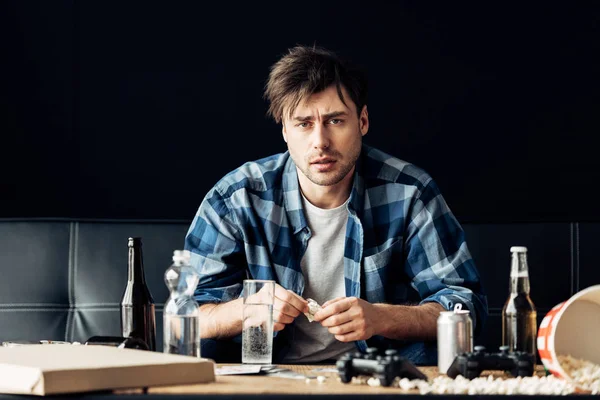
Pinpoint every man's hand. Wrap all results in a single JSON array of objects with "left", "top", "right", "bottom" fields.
[
  {"left": 313, "top": 296, "right": 380, "bottom": 342},
  {"left": 272, "top": 284, "right": 308, "bottom": 332}
]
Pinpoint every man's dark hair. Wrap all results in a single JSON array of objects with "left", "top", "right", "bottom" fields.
[{"left": 264, "top": 45, "right": 368, "bottom": 124}]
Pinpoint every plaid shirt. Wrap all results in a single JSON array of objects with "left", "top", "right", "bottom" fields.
[{"left": 185, "top": 144, "right": 488, "bottom": 356}]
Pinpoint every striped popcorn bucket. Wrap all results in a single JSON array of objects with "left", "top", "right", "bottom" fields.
[{"left": 537, "top": 285, "right": 600, "bottom": 383}]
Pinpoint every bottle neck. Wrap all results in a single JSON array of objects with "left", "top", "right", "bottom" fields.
[
  {"left": 509, "top": 251, "right": 530, "bottom": 294},
  {"left": 128, "top": 246, "right": 146, "bottom": 284}
]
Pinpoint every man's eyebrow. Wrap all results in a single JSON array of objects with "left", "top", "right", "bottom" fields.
[
  {"left": 293, "top": 115, "right": 313, "bottom": 122},
  {"left": 292, "top": 111, "right": 348, "bottom": 121},
  {"left": 323, "top": 111, "right": 348, "bottom": 119}
]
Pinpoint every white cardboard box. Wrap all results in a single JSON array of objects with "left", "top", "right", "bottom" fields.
[{"left": 0, "top": 345, "right": 215, "bottom": 395}]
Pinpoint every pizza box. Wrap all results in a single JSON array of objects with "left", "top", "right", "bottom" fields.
[{"left": 0, "top": 344, "right": 215, "bottom": 395}]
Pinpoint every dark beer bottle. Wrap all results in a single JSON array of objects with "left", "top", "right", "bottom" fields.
[{"left": 121, "top": 237, "right": 156, "bottom": 351}]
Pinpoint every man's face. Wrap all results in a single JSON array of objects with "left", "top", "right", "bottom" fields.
[{"left": 282, "top": 85, "right": 369, "bottom": 187}]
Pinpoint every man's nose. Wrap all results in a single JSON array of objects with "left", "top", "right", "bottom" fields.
[{"left": 312, "top": 124, "right": 330, "bottom": 149}]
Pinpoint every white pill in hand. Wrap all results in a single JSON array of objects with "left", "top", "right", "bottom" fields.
[{"left": 304, "top": 298, "right": 322, "bottom": 322}]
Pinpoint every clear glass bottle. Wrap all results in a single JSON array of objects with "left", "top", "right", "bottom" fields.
[
  {"left": 163, "top": 250, "right": 201, "bottom": 357},
  {"left": 502, "top": 246, "right": 537, "bottom": 360}
]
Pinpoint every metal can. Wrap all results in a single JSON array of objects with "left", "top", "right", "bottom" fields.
[{"left": 437, "top": 303, "right": 473, "bottom": 374}]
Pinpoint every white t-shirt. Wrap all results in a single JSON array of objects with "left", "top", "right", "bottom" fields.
[{"left": 282, "top": 194, "right": 356, "bottom": 363}]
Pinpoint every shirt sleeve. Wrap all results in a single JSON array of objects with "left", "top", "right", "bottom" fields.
[
  {"left": 184, "top": 187, "right": 247, "bottom": 305},
  {"left": 404, "top": 177, "right": 489, "bottom": 335}
]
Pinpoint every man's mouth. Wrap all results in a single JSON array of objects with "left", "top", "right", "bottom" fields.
[
  {"left": 310, "top": 158, "right": 336, "bottom": 172},
  {"left": 310, "top": 157, "right": 336, "bottom": 165}
]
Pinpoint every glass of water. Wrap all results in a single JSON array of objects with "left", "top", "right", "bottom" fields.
[{"left": 242, "top": 279, "right": 275, "bottom": 364}]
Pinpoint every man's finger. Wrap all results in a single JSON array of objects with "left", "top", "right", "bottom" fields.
[
  {"left": 275, "top": 285, "right": 308, "bottom": 313},
  {"left": 273, "top": 308, "right": 294, "bottom": 324},
  {"left": 319, "top": 310, "right": 353, "bottom": 327},
  {"left": 334, "top": 331, "right": 361, "bottom": 342},
  {"left": 314, "top": 297, "right": 352, "bottom": 321},
  {"left": 321, "top": 297, "right": 345, "bottom": 308},
  {"left": 274, "top": 297, "right": 306, "bottom": 318},
  {"left": 327, "top": 319, "right": 355, "bottom": 336}
]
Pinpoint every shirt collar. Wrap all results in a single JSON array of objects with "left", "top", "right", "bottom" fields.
[
  {"left": 348, "top": 148, "right": 365, "bottom": 217},
  {"left": 282, "top": 155, "right": 309, "bottom": 235}
]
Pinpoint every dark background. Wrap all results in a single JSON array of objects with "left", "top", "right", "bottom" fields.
[{"left": 1, "top": 1, "right": 599, "bottom": 223}]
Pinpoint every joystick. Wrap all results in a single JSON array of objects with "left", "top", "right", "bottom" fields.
[
  {"left": 336, "top": 347, "right": 428, "bottom": 387},
  {"left": 446, "top": 345, "right": 535, "bottom": 380}
]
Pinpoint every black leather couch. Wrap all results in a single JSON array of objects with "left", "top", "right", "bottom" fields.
[{"left": 0, "top": 218, "right": 595, "bottom": 357}]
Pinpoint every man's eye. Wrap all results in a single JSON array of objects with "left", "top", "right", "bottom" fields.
[
  {"left": 329, "top": 119, "right": 342, "bottom": 125},
  {"left": 297, "top": 122, "right": 310, "bottom": 128}
]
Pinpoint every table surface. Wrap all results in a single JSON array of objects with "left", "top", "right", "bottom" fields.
[
  {"left": 115, "top": 364, "right": 553, "bottom": 396},
  {"left": 0, "top": 364, "right": 594, "bottom": 400},
  {"left": 153, "top": 364, "right": 412, "bottom": 395}
]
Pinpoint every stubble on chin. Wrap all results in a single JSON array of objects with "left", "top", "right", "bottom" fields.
[
  {"left": 291, "top": 137, "right": 362, "bottom": 187},
  {"left": 300, "top": 150, "right": 361, "bottom": 187},
  {"left": 300, "top": 164, "right": 349, "bottom": 186}
]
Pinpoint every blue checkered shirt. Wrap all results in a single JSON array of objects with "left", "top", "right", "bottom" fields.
[{"left": 185, "top": 144, "right": 488, "bottom": 356}]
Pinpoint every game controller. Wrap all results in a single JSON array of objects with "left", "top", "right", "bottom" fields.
[
  {"left": 446, "top": 345, "right": 535, "bottom": 380},
  {"left": 336, "top": 347, "right": 428, "bottom": 387},
  {"left": 85, "top": 336, "right": 150, "bottom": 350}
]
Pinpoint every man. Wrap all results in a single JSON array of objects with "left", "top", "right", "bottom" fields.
[{"left": 185, "top": 45, "right": 488, "bottom": 365}]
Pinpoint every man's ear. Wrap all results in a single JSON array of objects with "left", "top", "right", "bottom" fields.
[
  {"left": 282, "top": 122, "right": 288, "bottom": 143},
  {"left": 359, "top": 105, "right": 369, "bottom": 136}
]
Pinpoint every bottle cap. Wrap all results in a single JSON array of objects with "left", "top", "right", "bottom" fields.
[
  {"left": 510, "top": 246, "right": 528, "bottom": 253},
  {"left": 172, "top": 249, "right": 191, "bottom": 263},
  {"left": 128, "top": 237, "right": 142, "bottom": 247}
]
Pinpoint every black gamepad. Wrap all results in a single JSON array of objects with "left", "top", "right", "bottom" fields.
[
  {"left": 446, "top": 345, "right": 535, "bottom": 380},
  {"left": 336, "top": 347, "right": 428, "bottom": 387},
  {"left": 85, "top": 335, "right": 149, "bottom": 350}
]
